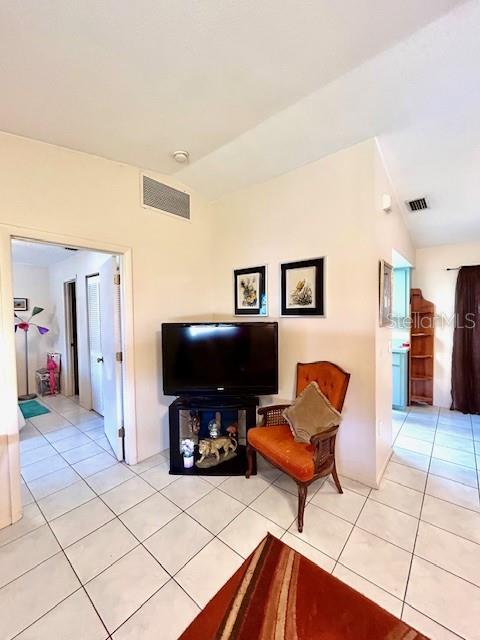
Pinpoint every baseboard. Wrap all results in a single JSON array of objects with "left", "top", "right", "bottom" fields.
[{"left": 375, "top": 446, "right": 393, "bottom": 489}]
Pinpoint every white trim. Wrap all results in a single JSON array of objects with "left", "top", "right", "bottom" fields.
[
  {"left": 0, "top": 224, "right": 138, "bottom": 527},
  {"left": 63, "top": 278, "right": 77, "bottom": 398},
  {"left": 375, "top": 446, "right": 393, "bottom": 489},
  {"left": 0, "top": 232, "right": 22, "bottom": 528}
]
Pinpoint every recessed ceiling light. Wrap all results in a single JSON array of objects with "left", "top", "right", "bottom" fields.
[{"left": 172, "top": 150, "right": 189, "bottom": 164}]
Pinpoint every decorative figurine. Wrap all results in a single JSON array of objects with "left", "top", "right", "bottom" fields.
[
  {"left": 208, "top": 413, "right": 221, "bottom": 439},
  {"left": 181, "top": 438, "right": 195, "bottom": 468},
  {"left": 189, "top": 411, "right": 200, "bottom": 436},
  {"left": 226, "top": 423, "right": 238, "bottom": 439},
  {"left": 196, "top": 436, "right": 237, "bottom": 467}
]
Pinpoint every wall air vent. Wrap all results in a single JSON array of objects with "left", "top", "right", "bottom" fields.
[
  {"left": 141, "top": 174, "right": 190, "bottom": 220},
  {"left": 407, "top": 197, "right": 428, "bottom": 212},
  {"left": 64, "top": 247, "right": 78, "bottom": 252}
]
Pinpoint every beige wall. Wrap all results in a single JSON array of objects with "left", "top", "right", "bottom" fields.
[
  {"left": 12, "top": 264, "right": 55, "bottom": 396},
  {"left": 0, "top": 132, "right": 214, "bottom": 466},
  {"left": 48, "top": 250, "right": 111, "bottom": 408},
  {"left": 373, "top": 143, "right": 415, "bottom": 480},
  {"left": 0, "top": 131, "right": 415, "bottom": 529},
  {"left": 413, "top": 241, "right": 480, "bottom": 408},
  {"left": 211, "top": 139, "right": 414, "bottom": 486}
]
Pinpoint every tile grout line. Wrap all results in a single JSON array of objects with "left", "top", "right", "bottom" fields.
[
  {"left": 14, "top": 397, "right": 480, "bottom": 637},
  {"left": 17, "top": 398, "right": 236, "bottom": 638},
  {"left": 102, "top": 468, "right": 303, "bottom": 635},
  {"left": 470, "top": 414, "right": 480, "bottom": 502},
  {"left": 17, "top": 427, "right": 480, "bottom": 569},
  {"left": 15, "top": 399, "right": 114, "bottom": 639},
  {"left": 399, "top": 404, "right": 439, "bottom": 619},
  {"left": 68, "top": 466, "right": 281, "bottom": 634},
  {"left": 11, "top": 485, "right": 111, "bottom": 639},
  {"left": 330, "top": 484, "right": 372, "bottom": 576}
]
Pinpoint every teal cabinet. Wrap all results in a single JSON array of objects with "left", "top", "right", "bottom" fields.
[
  {"left": 392, "top": 351, "right": 408, "bottom": 409},
  {"left": 392, "top": 268, "right": 411, "bottom": 321}
]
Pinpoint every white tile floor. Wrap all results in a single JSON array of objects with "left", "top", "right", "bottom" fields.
[{"left": 2, "top": 399, "right": 480, "bottom": 639}]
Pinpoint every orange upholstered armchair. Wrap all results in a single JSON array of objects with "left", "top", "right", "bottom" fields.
[{"left": 246, "top": 361, "right": 350, "bottom": 532}]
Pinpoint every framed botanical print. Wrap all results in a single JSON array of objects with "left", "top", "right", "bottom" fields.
[
  {"left": 234, "top": 265, "right": 267, "bottom": 316},
  {"left": 281, "top": 258, "right": 325, "bottom": 316},
  {"left": 379, "top": 259, "right": 393, "bottom": 326}
]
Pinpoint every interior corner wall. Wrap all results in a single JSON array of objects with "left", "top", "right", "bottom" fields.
[
  {"left": 373, "top": 141, "right": 415, "bottom": 483},
  {"left": 413, "top": 241, "right": 480, "bottom": 408},
  {"left": 12, "top": 264, "right": 55, "bottom": 396},
  {"left": 0, "top": 132, "right": 215, "bottom": 463},
  {"left": 47, "top": 250, "right": 112, "bottom": 409},
  {"left": 211, "top": 140, "right": 380, "bottom": 486}
]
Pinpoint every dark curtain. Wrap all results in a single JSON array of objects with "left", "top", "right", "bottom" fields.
[{"left": 451, "top": 265, "right": 480, "bottom": 413}]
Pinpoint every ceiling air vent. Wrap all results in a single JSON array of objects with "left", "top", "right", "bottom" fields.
[
  {"left": 141, "top": 174, "right": 190, "bottom": 220},
  {"left": 407, "top": 197, "right": 428, "bottom": 212}
]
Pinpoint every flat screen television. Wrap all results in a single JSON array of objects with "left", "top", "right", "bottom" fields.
[{"left": 162, "top": 322, "right": 278, "bottom": 396}]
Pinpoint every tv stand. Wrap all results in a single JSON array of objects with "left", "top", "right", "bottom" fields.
[{"left": 169, "top": 395, "right": 259, "bottom": 476}]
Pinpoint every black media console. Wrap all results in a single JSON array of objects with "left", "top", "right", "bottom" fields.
[{"left": 169, "top": 396, "right": 259, "bottom": 476}]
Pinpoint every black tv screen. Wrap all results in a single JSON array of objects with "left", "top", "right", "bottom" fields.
[{"left": 162, "top": 322, "right": 278, "bottom": 396}]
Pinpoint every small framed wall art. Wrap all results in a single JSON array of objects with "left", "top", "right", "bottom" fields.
[
  {"left": 379, "top": 259, "right": 393, "bottom": 326},
  {"left": 234, "top": 265, "right": 267, "bottom": 316},
  {"left": 14, "top": 298, "right": 28, "bottom": 312},
  {"left": 281, "top": 258, "right": 325, "bottom": 316}
]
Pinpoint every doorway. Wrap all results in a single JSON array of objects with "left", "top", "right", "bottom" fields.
[
  {"left": 0, "top": 225, "right": 137, "bottom": 530},
  {"left": 10, "top": 238, "right": 127, "bottom": 462},
  {"left": 391, "top": 250, "right": 413, "bottom": 412},
  {"left": 65, "top": 280, "right": 79, "bottom": 397}
]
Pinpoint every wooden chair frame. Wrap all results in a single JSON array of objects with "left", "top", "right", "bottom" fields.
[{"left": 246, "top": 361, "right": 350, "bottom": 532}]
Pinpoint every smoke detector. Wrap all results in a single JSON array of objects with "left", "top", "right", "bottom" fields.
[
  {"left": 172, "top": 150, "right": 190, "bottom": 164},
  {"left": 407, "top": 197, "right": 429, "bottom": 212}
]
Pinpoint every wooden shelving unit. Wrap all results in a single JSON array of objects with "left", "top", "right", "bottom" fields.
[{"left": 409, "top": 288, "right": 435, "bottom": 405}]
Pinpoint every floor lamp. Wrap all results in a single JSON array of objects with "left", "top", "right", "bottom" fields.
[{"left": 15, "top": 306, "right": 49, "bottom": 402}]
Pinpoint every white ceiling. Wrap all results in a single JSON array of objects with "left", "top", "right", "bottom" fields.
[
  {"left": 1, "top": 0, "right": 477, "bottom": 247},
  {"left": 11, "top": 240, "right": 84, "bottom": 266}
]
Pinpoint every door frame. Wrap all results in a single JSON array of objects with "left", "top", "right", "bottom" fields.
[
  {"left": 85, "top": 272, "right": 103, "bottom": 416},
  {"left": 0, "top": 224, "right": 138, "bottom": 527},
  {"left": 64, "top": 278, "right": 79, "bottom": 398}
]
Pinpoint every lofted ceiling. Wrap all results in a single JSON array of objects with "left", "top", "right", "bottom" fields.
[{"left": 1, "top": 0, "right": 477, "bottom": 247}]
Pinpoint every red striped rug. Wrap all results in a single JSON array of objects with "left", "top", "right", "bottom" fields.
[{"left": 179, "top": 533, "right": 428, "bottom": 640}]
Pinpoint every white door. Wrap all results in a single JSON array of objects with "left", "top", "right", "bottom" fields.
[
  {"left": 99, "top": 257, "right": 124, "bottom": 460},
  {"left": 86, "top": 275, "right": 104, "bottom": 416}
]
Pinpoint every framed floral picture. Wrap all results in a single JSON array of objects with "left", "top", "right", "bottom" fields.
[
  {"left": 281, "top": 258, "right": 325, "bottom": 316},
  {"left": 234, "top": 265, "right": 267, "bottom": 316},
  {"left": 379, "top": 259, "right": 393, "bottom": 326}
]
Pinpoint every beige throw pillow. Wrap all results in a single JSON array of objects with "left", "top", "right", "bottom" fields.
[{"left": 283, "top": 381, "right": 342, "bottom": 443}]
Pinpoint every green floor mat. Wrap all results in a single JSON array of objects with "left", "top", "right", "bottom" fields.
[{"left": 19, "top": 400, "right": 50, "bottom": 419}]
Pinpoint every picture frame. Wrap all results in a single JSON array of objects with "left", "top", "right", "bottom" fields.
[
  {"left": 234, "top": 265, "right": 267, "bottom": 316},
  {"left": 379, "top": 259, "right": 393, "bottom": 327},
  {"left": 14, "top": 298, "right": 28, "bottom": 312},
  {"left": 281, "top": 258, "right": 325, "bottom": 316}
]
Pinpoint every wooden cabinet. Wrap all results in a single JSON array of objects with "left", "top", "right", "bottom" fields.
[
  {"left": 409, "top": 288, "right": 435, "bottom": 405},
  {"left": 168, "top": 396, "right": 258, "bottom": 476}
]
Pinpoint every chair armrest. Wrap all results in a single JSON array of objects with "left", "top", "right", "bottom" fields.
[
  {"left": 258, "top": 404, "right": 291, "bottom": 426},
  {"left": 310, "top": 426, "right": 339, "bottom": 474}
]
